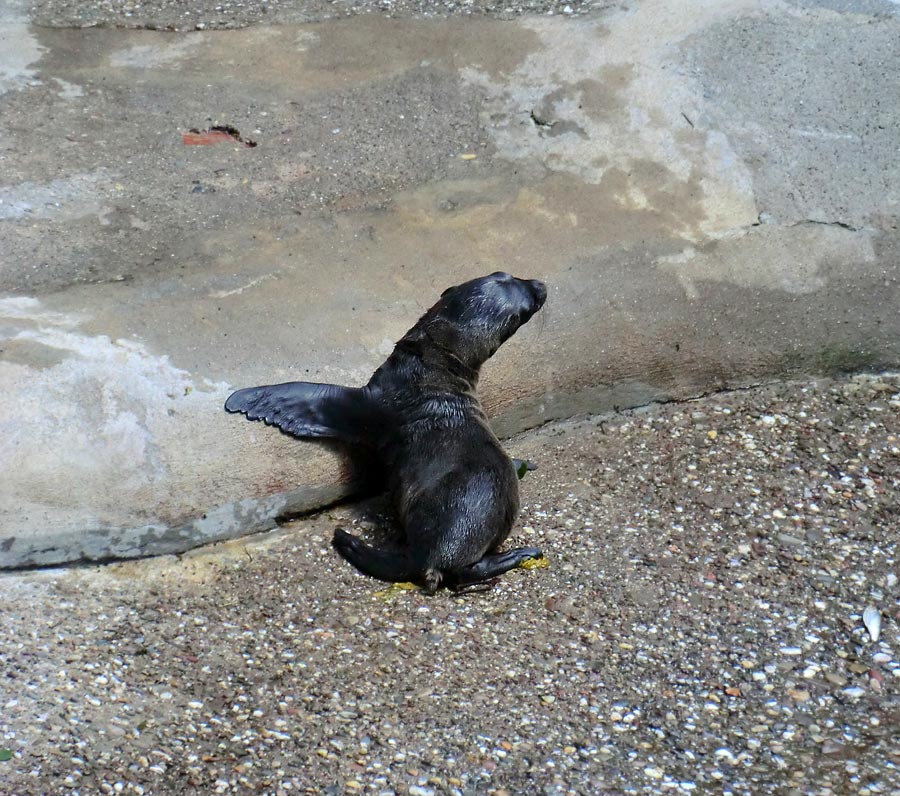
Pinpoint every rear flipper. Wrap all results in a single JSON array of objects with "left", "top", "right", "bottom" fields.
[
  {"left": 333, "top": 530, "right": 543, "bottom": 594},
  {"left": 225, "top": 381, "right": 380, "bottom": 444},
  {"left": 332, "top": 528, "right": 419, "bottom": 583},
  {"left": 447, "top": 547, "right": 543, "bottom": 589}
]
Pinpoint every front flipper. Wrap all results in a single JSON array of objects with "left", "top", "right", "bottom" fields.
[
  {"left": 447, "top": 546, "right": 543, "bottom": 588},
  {"left": 225, "top": 381, "right": 380, "bottom": 444}
]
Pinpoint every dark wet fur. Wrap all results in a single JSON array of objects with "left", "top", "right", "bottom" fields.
[{"left": 225, "top": 272, "right": 547, "bottom": 593}]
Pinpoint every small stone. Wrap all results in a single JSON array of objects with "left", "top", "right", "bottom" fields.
[
  {"left": 822, "top": 740, "right": 847, "bottom": 755},
  {"left": 862, "top": 607, "right": 881, "bottom": 642}
]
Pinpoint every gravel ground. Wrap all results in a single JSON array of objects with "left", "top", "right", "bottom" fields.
[
  {"left": 30, "top": 0, "right": 609, "bottom": 30},
  {"left": 2, "top": 373, "right": 899, "bottom": 795}
]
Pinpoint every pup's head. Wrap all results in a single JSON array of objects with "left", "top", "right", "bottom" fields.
[{"left": 418, "top": 272, "right": 547, "bottom": 369}]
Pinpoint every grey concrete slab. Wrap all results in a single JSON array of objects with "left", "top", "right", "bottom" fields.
[{"left": 2, "top": 0, "right": 899, "bottom": 567}]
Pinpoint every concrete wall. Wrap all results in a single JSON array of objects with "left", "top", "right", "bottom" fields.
[{"left": 2, "top": 0, "right": 898, "bottom": 567}]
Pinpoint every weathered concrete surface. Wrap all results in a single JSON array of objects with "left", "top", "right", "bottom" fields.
[{"left": 1, "top": 0, "right": 899, "bottom": 567}]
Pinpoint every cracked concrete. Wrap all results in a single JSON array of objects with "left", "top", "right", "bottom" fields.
[
  {"left": 686, "top": 10, "right": 900, "bottom": 230},
  {"left": 1, "top": 0, "right": 899, "bottom": 567}
]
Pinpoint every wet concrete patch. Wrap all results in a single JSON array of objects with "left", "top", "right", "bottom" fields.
[
  {"left": 0, "top": 337, "right": 71, "bottom": 369},
  {"left": 462, "top": 11, "right": 760, "bottom": 236},
  {"left": 0, "top": 172, "right": 111, "bottom": 221},
  {"left": 1, "top": 21, "right": 493, "bottom": 293},
  {"left": 287, "top": 17, "right": 542, "bottom": 88},
  {"left": 108, "top": 33, "right": 204, "bottom": 67},
  {"left": 657, "top": 223, "right": 877, "bottom": 298},
  {"left": 0, "top": 1, "right": 43, "bottom": 94}
]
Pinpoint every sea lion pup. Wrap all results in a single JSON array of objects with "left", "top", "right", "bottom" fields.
[{"left": 225, "top": 271, "right": 547, "bottom": 593}]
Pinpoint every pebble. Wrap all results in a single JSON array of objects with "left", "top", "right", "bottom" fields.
[{"left": 862, "top": 607, "right": 881, "bottom": 642}]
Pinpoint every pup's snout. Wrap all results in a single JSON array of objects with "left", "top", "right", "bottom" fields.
[{"left": 528, "top": 279, "right": 547, "bottom": 307}]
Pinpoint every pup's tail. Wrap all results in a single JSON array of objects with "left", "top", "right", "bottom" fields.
[{"left": 332, "top": 528, "right": 420, "bottom": 584}]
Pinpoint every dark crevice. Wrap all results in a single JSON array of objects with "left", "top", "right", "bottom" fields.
[
  {"left": 529, "top": 110, "right": 556, "bottom": 129},
  {"left": 792, "top": 219, "right": 862, "bottom": 233},
  {"left": 750, "top": 215, "right": 865, "bottom": 233}
]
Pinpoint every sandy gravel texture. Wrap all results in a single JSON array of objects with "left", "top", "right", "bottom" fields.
[
  {"left": 2, "top": 374, "right": 899, "bottom": 795},
  {"left": 30, "top": 0, "right": 606, "bottom": 29}
]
